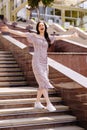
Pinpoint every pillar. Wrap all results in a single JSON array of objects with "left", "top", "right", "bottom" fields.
[
  {"left": 10, "top": 0, "right": 15, "bottom": 21},
  {"left": 26, "top": 9, "right": 30, "bottom": 20},
  {"left": 61, "top": 9, "right": 65, "bottom": 26}
]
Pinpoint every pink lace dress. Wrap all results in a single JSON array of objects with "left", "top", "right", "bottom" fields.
[{"left": 26, "top": 33, "right": 55, "bottom": 89}]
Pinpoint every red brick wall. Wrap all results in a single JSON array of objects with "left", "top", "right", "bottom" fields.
[{"left": 48, "top": 53, "right": 87, "bottom": 77}]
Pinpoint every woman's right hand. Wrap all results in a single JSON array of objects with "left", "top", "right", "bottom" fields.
[{"left": 1, "top": 25, "right": 9, "bottom": 32}]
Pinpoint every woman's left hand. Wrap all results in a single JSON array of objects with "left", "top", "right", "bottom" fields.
[{"left": 71, "top": 32, "right": 79, "bottom": 38}]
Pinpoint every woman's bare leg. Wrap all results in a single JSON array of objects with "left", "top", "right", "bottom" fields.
[
  {"left": 42, "top": 89, "right": 51, "bottom": 105},
  {"left": 36, "top": 89, "right": 43, "bottom": 102},
  {"left": 42, "top": 88, "right": 56, "bottom": 112},
  {"left": 36, "top": 88, "right": 51, "bottom": 104},
  {"left": 34, "top": 89, "right": 45, "bottom": 109},
  {"left": 35, "top": 88, "right": 56, "bottom": 111}
]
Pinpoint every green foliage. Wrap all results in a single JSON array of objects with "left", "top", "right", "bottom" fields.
[
  {"left": 27, "top": 0, "right": 54, "bottom": 8},
  {"left": 42, "top": 0, "right": 54, "bottom": 7},
  {"left": 27, "top": 0, "right": 54, "bottom": 20},
  {"left": 27, "top": 0, "right": 40, "bottom": 8}
]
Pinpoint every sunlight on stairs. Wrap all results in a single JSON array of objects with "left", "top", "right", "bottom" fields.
[{"left": 0, "top": 50, "right": 84, "bottom": 130}]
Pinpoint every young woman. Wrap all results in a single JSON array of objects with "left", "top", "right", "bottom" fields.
[{"left": 1, "top": 21, "right": 78, "bottom": 112}]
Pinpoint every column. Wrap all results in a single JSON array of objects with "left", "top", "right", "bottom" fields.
[
  {"left": 5, "top": 0, "right": 10, "bottom": 21},
  {"left": 26, "top": 9, "right": 30, "bottom": 20},
  {"left": 10, "top": 0, "right": 15, "bottom": 21},
  {"left": 61, "top": 9, "right": 65, "bottom": 26}
]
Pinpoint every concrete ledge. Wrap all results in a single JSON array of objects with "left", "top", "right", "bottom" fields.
[
  {"left": 3, "top": 35, "right": 27, "bottom": 49},
  {"left": 48, "top": 58, "right": 87, "bottom": 88}
]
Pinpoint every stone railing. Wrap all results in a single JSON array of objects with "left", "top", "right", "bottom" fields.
[
  {"left": 0, "top": 34, "right": 37, "bottom": 86},
  {"left": 1, "top": 33, "right": 87, "bottom": 129},
  {"left": 1, "top": 33, "right": 87, "bottom": 88}
]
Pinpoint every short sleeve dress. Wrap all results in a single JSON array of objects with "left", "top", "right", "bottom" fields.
[{"left": 26, "top": 32, "right": 55, "bottom": 89}]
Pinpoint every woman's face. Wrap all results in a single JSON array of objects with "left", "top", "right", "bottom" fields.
[{"left": 38, "top": 22, "right": 45, "bottom": 34}]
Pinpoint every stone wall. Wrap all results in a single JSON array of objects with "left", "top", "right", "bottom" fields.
[
  {"left": 48, "top": 53, "right": 87, "bottom": 77},
  {"left": 0, "top": 34, "right": 37, "bottom": 87}
]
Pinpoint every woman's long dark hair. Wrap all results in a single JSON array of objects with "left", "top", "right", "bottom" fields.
[{"left": 36, "top": 21, "right": 51, "bottom": 48}]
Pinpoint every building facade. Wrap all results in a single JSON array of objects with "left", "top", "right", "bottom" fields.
[{"left": 0, "top": 0, "right": 87, "bottom": 28}]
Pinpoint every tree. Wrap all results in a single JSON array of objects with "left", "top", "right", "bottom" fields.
[
  {"left": 28, "top": 0, "right": 40, "bottom": 9},
  {"left": 27, "top": 0, "right": 40, "bottom": 20},
  {"left": 27, "top": 0, "right": 54, "bottom": 21},
  {"left": 42, "top": 0, "right": 54, "bottom": 21}
]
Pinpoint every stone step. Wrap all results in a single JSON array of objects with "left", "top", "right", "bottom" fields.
[
  {"left": 38, "top": 126, "right": 84, "bottom": 130},
  {"left": 0, "top": 60, "right": 17, "bottom": 64},
  {"left": 0, "top": 105, "right": 69, "bottom": 120},
  {"left": 0, "top": 97, "right": 61, "bottom": 105},
  {"left": 0, "top": 97, "right": 62, "bottom": 109},
  {"left": 0, "top": 72, "right": 24, "bottom": 76},
  {"left": 0, "top": 76, "right": 25, "bottom": 81},
  {"left": 0, "top": 50, "right": 84, "bottom": 129},
  {"left": 0, "top": 81, "right": 28, "bottom": 87},
  {"left": 0, "top": 68, "right": 21, "bottom": 72},
  {"left": 0, "top": 115, "right": 76, "bottom": 129},
  {"left": 0, "top": 87, "right": 58, "bottom": 99},
  {"left": 0, "top": 105, "right": 69, "bottom": 115},
  {"left": 0, "top": 51, "right": 12, "bottom": 54},
  {"left": 0, "top": 87, "right": 37, "bottom": 95},
  {"left": 0, "top": 64, "right": 19, "bottom": 68},
  {"left": 0, "top": 54, "right": 13, "bottom": 58},
  {"left": 0, "top": 57, "right": 15, "bottom": 61}
]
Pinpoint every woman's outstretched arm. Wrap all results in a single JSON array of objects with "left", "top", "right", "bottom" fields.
[
  {"left": 55, "top": 32, "right": 78, "bottom": 40},
  {"left": 1, "top": 25, "right": 26, "bottom": 37}
]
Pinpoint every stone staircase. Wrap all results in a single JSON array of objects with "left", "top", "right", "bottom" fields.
[
  {"left": 0, "top": 50, "right": 85, "bottom": 130},
  {"left": 0, "top": 51, "right": 28, "bottom": 87},
  {"left": 0, "top": 87, "right": 84, "bottom": 130}
]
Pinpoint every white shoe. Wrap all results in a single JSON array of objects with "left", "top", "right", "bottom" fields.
[
  {"left": 47, "top": 103, "right": 56, "bottom": 112},
  {"left": 34, "top": 102, "right": 45, "bottom": 109}
]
